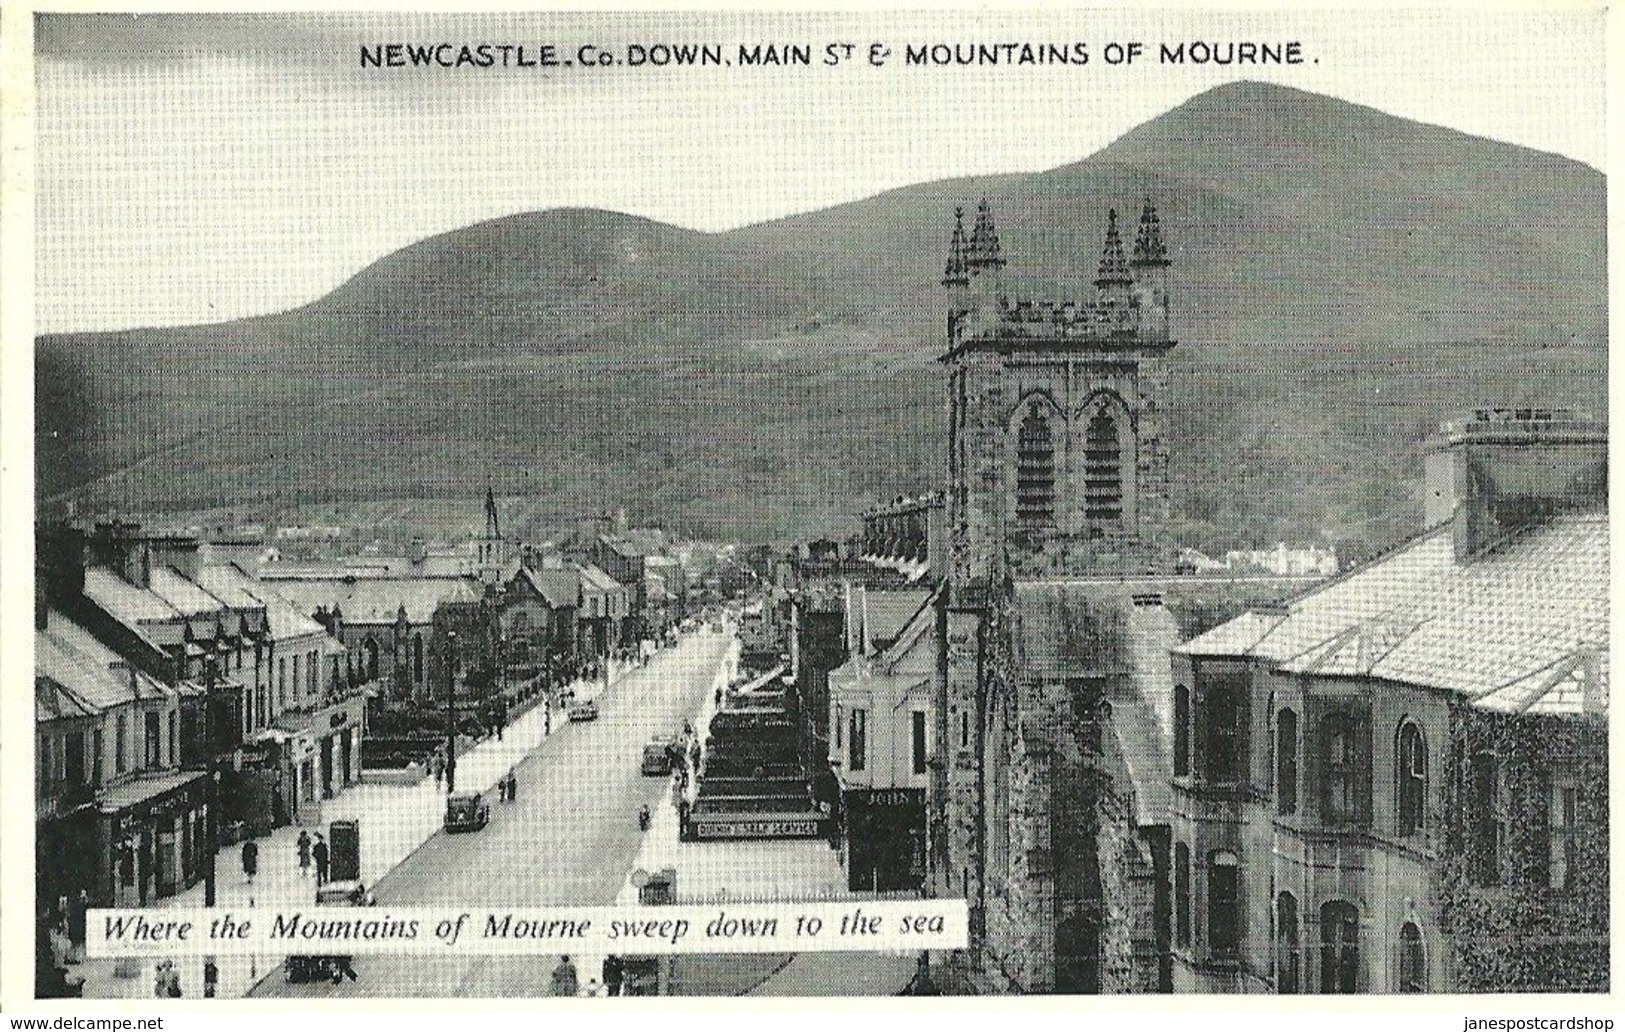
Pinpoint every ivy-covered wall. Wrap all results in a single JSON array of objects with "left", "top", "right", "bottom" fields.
[{"left": 1438, "top": 704, "right": 1609, "bottom": 992}]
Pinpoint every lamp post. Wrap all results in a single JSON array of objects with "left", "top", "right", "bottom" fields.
[
  {"left": 444, "top": 630, "right": 458, "bottom": 794},
  {"left": 202, "top": 650, "right": 223, "bottom": 907}
]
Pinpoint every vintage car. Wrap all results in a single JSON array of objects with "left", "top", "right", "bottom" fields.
[
  {"left": 641, "top": 735, "right": 676, "bottom": 775},
  {"left": 443, "top": 790, "right": 490, "bottom": 833},
  {"left": 285, "top": 880, "right": 371, "bottom": 983},
  {"left": 568, "top": 699, "right": 599, "bottom": 722}
]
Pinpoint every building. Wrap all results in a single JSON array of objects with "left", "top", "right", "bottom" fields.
[
  {"left": 829, "top": 583, "right": 939, "bottom": 891},
  {"left": 925, "top": 200, "right": 1312, "bottom": 994},
  {"left": 36, "top": 608, "right": 203, "bottom": 910},
  {"left": 1169, "top": 410, "right": 1608, "bottom": 994}
]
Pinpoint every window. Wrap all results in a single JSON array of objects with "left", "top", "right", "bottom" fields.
[
  {"left": 1276, "top": 892, "right": 1300, "bottom": 993},
  {"left": 834, "top": 705, "right": 843, "bottom": 749},
  {"left": 1083, "top": 406, "right": 1124, "bottom": 524},
  {"left": 1319, "top": 901, "right": 1359, "bottom": 994},
  {"left": 849, "top": 708, "right": 867, "bottom": 772},
  {"left": 39, "top": 734, "right": 52, "bottom": 785},
  {"left": 64, "top": 731, "right": 86, "bottom": 785},
  {"left": 1320, "top": 711, "right": 1368, "bottom": 824},
  {"left": 1200, "top": 674, "right": 1247, "bottom": 782},
  {"left": 1015, "top": 403, "right": 1056, "bottom": 527},
  {"left": 115, "top": 715, "right": 128, "bottom": 775},
  {"left": 1396, "top": 722, "right": 1427, "bottom": 837},
  {"left": 912, "top": 711, "right": 928, "bottom": 775},
  {"left": 292, "top": 653, "right": 301, "bottom": 699},
  {"left": 168, "top": 711, "right": 178, "bottom": 767},
  {"left": 960, "top": 710, "right": 970, "bottom": 750},
  {"left": 1207, "top": 851, "right": 1241, "bottom": 957},
  {"left": 1469, "top": 751, "right": 1508, "bottom": 886},
  {"left": 278, "top": 658, "right": 287, "bottom": 708},
  {"left": 145, "top": 712, "right": 160, "bottom": 768},
  {"left": 1397, "top": 922, "right": 1425, "bottom": 993},
  {"left": 414, "top": 634, "right": 424, "bottom": 683},
  {"left": 1548, "top": 773, "right": 1580, "bottom": 891},
  {"left": 307, "top": 650, "right": 317, "bottom": 695},
  {"left": 1174, "top": 685, "right": 1190, "bottom": 777},
  {"left": 1174, "top": 842, "right": 1191, "bottom": 948},
  {"left": 1277, "top": 709, "right": 1299, "bottom": 815}
]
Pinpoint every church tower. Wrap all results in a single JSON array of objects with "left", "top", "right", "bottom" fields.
[{"left": 941, "top": 200, "right": 1176, "bottom": 594}]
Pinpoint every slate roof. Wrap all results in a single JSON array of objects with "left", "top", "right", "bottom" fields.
[
  {"left": 37, "top": 612, "right": 172, "bottom": 719},
  {"left": 578, "top": 564, "right": 624, "bottom": 595},
  {"left": 263, "top": 576, "right": 478, "bottom": 626},
  {"left": 1177, "top": 513, "right": 1608, "bottom": 717},
  {"left": 1012, "top": 583, "right": 1182, "bottom": 824},
  {"left": 83, "top": 567, "right": 179, "bottom": 624},
  {"left": 147, "top": 567, "right": 231, "bottom": 619},
  {"left": 863, "top": 590, "right": 933, "bottom": 652},
  {"left": 519, "top": 567, "right": 578, "bottom": 609}
]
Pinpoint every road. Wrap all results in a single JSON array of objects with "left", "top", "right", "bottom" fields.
[{"left": 250, "top": 629, "right": 731, "bottom": 998}]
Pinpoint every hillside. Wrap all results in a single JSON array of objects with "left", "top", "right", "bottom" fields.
[{"left": 37, "top": 81, "right": 1607, "bottom": 550}]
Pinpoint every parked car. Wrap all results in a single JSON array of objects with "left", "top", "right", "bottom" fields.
[
  {"left": 642, "top": 735, "right": 676, "bottom": 775},
  {"left": 569, "top": 699, "right": 599, "bottom": 722},
  {"left": 285, "top": 880, "right": 371, "bottom": 983},
  {"left": 443, "top": 790, "right": 490, "bottom": 833}
]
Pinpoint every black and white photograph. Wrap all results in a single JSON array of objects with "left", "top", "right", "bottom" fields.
[{"left": 11, "top": 5, "right": 1612, "bottom": 1007}]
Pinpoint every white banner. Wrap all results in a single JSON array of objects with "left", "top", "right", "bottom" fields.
[{"left": 85, "top": 900, "right": 966, "bottom": 958}]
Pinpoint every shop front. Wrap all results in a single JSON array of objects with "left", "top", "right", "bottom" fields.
[
  {"left": 94, "top": 771, "right": 210, "bottom": 907},
  {"left": 842, "top": 787, "right": 926, "bottom": 893},
  {"left": 274, "top": 695, "right": 365, "bottom": 824}
]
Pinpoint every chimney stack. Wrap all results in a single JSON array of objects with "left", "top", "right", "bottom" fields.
[{"left": 1423, "top": 409, "right": 1606, "bottom": 560}]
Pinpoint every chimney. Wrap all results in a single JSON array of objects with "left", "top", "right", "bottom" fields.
[{"left": 1423, "top": 409, "right": 1607, "bottom": 560}]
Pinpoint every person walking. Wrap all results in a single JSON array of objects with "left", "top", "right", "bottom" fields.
[
  {"left": 497, "top": 777, "right": 507, "bottom": 803},
  {"left": 202, "top": 958, "right": 218, "bottom": 998},
  {"left": 241, "top": 836, "right": 259, "bottom": 884},
  {"left": 67, "top": 891, "right": 88, "bottom": 963},
  {"left": 296, "top": 830, "right": 312, "bottom": 878},
  {"left": 602, "top": 954, "right": 624, "bottom": 997},
  {"left": 549, "top": 955, "right": 578, "bottom": 997},
  {"left": 506, "top": 771, "right": 518, "bottom": 803},
  {"left": 312, "top": 835, "right": 330, "bottom": 885}
]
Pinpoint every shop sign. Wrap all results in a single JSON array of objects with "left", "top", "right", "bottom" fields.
[
  {"left": 852, "top": 788, "right": 925, "bottom": 809},
  {"left": 695, "top": 819, "right": 818, "bottom": 839}
]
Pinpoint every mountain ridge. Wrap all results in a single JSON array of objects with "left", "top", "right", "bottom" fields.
[{"left": 37, "top": 80, "right": 1607, "bottom": 551}]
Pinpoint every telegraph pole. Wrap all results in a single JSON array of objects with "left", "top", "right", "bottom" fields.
[{"left": 445, "top": 630, "right": 458, "bottom": 794}]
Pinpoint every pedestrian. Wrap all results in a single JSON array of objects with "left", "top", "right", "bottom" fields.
[
  {"left": 507, "top": 771, "right": 518, "bottom": 803},
  {"left": 68, "top": 890, "right": 88, "bottom": 963},
  {"left": 203, "top": 958, "right": 218, "bottom": 998},
  {"left": 602, "top": 954, "right": 623, "bottom": 997},
  {"left": 241, "top": 836, "right": 259, "bottom": 883},
  {"left": 312, "top": 835, "right": 330, "bottom": 885},
  {"left": 549, "top": 955, "right": 578, "bottom": 997},
  {"left": 154, "top": 962, "right": 167, "bottom": 998},
  {"left": 497, "top": 777, "right": 507, "bottom": 803},
  {"left": 296, "top": 830, "right": 312, "bottom": 878}
]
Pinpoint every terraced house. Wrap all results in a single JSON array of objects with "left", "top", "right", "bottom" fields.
[{"left": 1170, "top": 410, "right": 1608, "bottom": 993}]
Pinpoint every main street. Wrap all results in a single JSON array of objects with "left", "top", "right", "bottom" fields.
[{"left": 251, "top": 628, "right": 733, "bottom": 998}]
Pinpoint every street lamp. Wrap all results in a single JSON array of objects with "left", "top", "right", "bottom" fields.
[
  {"left": 445, "top": 630, "right": 458, "bottom": 794},
  {"left": 202, "top": 650, "right": 224, "bottom": 907}
]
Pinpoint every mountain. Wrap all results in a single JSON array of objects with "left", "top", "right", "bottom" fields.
[{"left": 36, "top": 81, "right": 1607, "bottom": 550}]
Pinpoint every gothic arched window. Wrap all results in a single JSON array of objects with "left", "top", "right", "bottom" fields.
[
  {"left": 1396, "top": 721, "right": 1427, "bottom": 838},
  {"left": 1084, "top": 406, "right": 1124, "bottom": 525},
  {"left": 1277, "top": 709, "right": 1299, "bottom": 815},
  {"left": 1016, "top": 403, "right": 1056, "bottom": 527},
  {"left": 413, "top": 634, "right": 424, "bottom": 684}
]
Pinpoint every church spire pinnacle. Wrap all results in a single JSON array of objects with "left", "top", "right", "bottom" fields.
[
  {"left": 964, "top": 197, "right": 1005, "bottom": 271},
  {"left": 1131, "top": 199, "right": 1169, "bottom": 267},
  {"left": 1094, "top": 208, "right": 1131, "bottom": 288},
  {"left": 942, "top": 207, "right": 969, "bottom": 287},
  {"left": 484, "top": 484, "right": 500, "bottom": 541}
]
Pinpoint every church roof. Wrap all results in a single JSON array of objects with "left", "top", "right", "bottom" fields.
[
  {"left": 265, "top": 576, "right": 479, "bottom": 626},
  {"left": 942, "top": 207, "right": 969, "bottom": 287},
  {"left": 1178, "top": 512, "right": 1608, "bottom": 717}
]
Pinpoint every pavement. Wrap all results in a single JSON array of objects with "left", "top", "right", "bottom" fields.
[{"left": 71, "top": 651, "right": 641, "bottom": 1000}]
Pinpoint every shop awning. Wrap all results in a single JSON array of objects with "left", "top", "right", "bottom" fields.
[{"left": 96, "top": 771, "right": 208, "bottom": 815}]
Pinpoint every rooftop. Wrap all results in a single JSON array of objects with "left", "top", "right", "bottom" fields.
[{"left": 1177, "top": 512, "right": 1608, "bottom": 717}]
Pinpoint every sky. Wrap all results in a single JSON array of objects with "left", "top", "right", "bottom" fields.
[{"left": 33, "top": 8, "right": 1608, "bottom": 333}]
